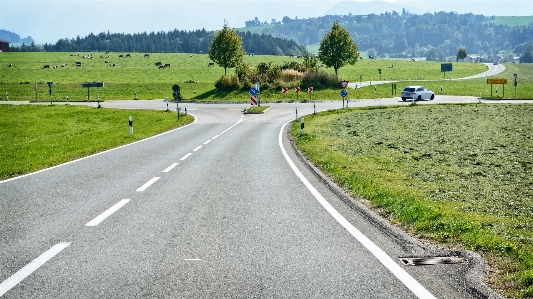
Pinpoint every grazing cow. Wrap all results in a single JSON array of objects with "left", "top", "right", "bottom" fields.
[
  {"left": 105, "top": 50, "right": 110, "bottom": 54},
  {"left": 43, "top": 65, "right": 50, "bottom": 69},
  {"left": 110, "top": 63, "right": 116, "bottom": 67},
  {"left": 119, "top": 54, "right": 124, "bottom": 58},
  {"left": 52, "top": 65, "right": 58, "bottom": 69},
  {"left": 61, "top": 64, "right": 67, "bottom": 67},
  {"left": 105, "top": 60, "right": 110, "bottom": 63},
  {"left": 411, "top": 58, "right": 416, "bottom": 62},
  {"left": 208, "top": 62, "right": 215, "bottom": 67},
  {"left": 106, "top": 55, "right": 109, "bottom": 58},
  {"left": 155, "top": 62, "right": 162, "bottom": 66},
  {"left": 125, "top": 54, "right": 131, "bottom": 57},
  {"left": 368, "top": 55, "right": 374, "bottom": 59},
  {"left": 8, "top": 63, "right": 12, "bottom": 67},
  {"left": 159, "top": 65, "right": 165, "bottom": 69},
  {"left": 144, "top": 54, "right": 149, "bottom": 57},
  {"left": 190, "top": 54, "right": 193, "bottom": 57},
  {"left": 76, "top": 62, "right": 82, "bottom": 67},
  {"left": 388, "top": 65, "right": 394, "bottom": 68},
  {"left": 100, "top": 55, "right": 104, "bottom": 58},
  {"left": 164, "top": 64, "right": 170, "bottom": 68}
]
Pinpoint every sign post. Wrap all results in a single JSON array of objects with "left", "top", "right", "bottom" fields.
[
  {"left": 487, "top": 78, "right": 507, "bottom": 98},
  {"left": 82, "top": 82, "right": 104, "bottom": 106},
  {"left": 282, "top": 87, "right": 288, "bottom": 102},
  {"left": 255, "top": 82, "right": 261, "bottom": 107},
  {"left": 47, "top": 82, "right": 53, "bottom": 105},
  {"left": 295, "top": 86, "right": 300, "bottom": 102},
  {"left": 308, "top": 87, "right": 313, "bottom": 101},
  {"left": 340, "top": 89, "right": 348, "bottom": 108},
  {"left": 441, "top": 63, "right": 453, "bottom": 79},
  {"left": 249, "top": 87, "right": 258, "bottom": 105}
]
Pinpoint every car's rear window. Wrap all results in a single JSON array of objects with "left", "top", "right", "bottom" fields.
[{"left": 403, "top": 88, "right": 415, "bottom": 92}]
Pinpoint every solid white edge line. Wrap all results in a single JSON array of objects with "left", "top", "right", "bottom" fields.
[
  {"left": 278, "top": 121, "right": 436, "bottom": 299},
  {"left": 85, "top": 199, "right": 131, "bottom": 227},
  {"left": 162, "top": 163, "right": 179, "bottom": 173},
  {"left": 0, "top": 114, "right": 198, "bottom": 185},
  {"left": 193, "top": 146, "right": 202, "bottom": 152},
  {"left": 0, "top": 242, "right": 71, "bottom": 297},
  {"left": 180, "top": 153, "right": 192, "bottom": 161},
  {"left": 136, "top": 177, "right": 160, "bottom": 192}
]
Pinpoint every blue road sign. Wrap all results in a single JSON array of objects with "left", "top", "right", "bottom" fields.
[
  {"left": 250, "top": 88, "right": 258, "bottom": 96},
  {"left": 340, "top": 90, "right": 348, "bottom": 97}
]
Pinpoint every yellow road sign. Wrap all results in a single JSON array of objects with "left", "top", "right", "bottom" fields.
[{"left": 487, "top": 79, "right": 507, "bottom": 84}]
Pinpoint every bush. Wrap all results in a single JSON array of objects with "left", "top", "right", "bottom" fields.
[
  {"left": 301, "top": 71, "right": 338, "bottom": 88},
  {"left": 214, "top": 74, "right": 240, "bottom": 90},
  {"left": 281, "top": 69, "right": 305, "bottom": 82}
]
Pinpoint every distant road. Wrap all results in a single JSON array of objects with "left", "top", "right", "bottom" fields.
[{"left": 347, "top": 62, "right": 506, "bottom": 89}]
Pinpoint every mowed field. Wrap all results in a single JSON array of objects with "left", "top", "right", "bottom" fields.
[
  {"left": 291, "top": 104, "right": 533, "bottom": 298},
  {"left": 0, "top": 51, "right": 517, "bottom": 102}
]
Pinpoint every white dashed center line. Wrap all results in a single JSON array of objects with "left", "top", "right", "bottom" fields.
[
  {"left": 180, "top": 153, "right": 193, "bottom": 161},
  {"left": 203, "top": 140, "right": 212, "bottom": 145},
  {"left": 136, "top": 177, "right": 160, "bottom": 192},
  {"left": 0, "top": 242, "right": 71, "bottom": 297},
  {"left": 193, "top": 146, "right": 202, "bottom": 152},
  {"left": 86, "top": 199, "right": 131, "bottom": 226},
  {"left": 212, "top": 135, "right": 220, "bottom": 140},
  {"left": 163, "top": 163, "right": 179, "bottom": 173}
]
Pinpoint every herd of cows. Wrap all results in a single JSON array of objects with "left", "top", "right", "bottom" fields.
[{"left": 37, "top": 52, "right": 174, "bottom": 70}]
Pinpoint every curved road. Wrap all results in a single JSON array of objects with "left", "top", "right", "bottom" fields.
[{"left": 0, "top": 98, "right": 506, "bottom": 298}]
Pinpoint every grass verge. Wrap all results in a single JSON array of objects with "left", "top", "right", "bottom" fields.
[
  {"left": 0, "top": 104, "right": 194, "bottom": 180},
  {"left": 244, "top": 105, "right": 269, "bottom": 114},
  {"left": 291, "top": 104, "right": 533, "bottom": 298}
]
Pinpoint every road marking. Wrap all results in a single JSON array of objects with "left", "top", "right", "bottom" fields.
[
  {"left": 212, "top": 134, "right": 220, "bottom": 140},
  {"left": 163, "top": 163, "right": 179, "bottom": 173},
  {"left": 203, "top": 140, "right": 212, "bottom": 145},
  {"left": 220, "top": 115, "right": 244, "bottom": 135},
  {"left": 278, "top": 121, "right": 436, "bottom": 299},
  {"left": 0, "top": 242, "right": 71, "bottom": 297},
  {"left": 193, "top": 146, "right": 202, "bottom": 152},
  {"left": 136, "top": 177, "right": 160, "bottom": 192},
  {"left": 180, "top": 153, "right": 192, "bottom": 161},
  {"left": 85, "top": 199, "right": 131, "bottom": 226}
]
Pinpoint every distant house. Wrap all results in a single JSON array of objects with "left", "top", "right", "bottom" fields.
[
  {"left": 513, "top": 56, "right": 521, "bottom": 63},
  {"left": 466, "top": 55, "right": 481, "bottom": 62},
  {"left": 0, "top": 39, "right": 9, "bottom": 52}
]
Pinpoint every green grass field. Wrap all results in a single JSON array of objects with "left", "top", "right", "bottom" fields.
[
  {"left": 2, "top": 51, "right": 519, "bottom": 102},
  {"left": 0, "top": 104, "right": 193, "bottom": 179},
  {"left": 485, "top": 16, "right": 533, "bottom": 27},
  {"left": 291, "top": 104, "right": 533, "bottom": 298}
]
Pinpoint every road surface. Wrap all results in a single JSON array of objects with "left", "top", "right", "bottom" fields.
[{"left": 0, "top": 98, "right": 505, "bottom": 298}]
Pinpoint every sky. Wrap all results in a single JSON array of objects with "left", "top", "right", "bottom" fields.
[{"left": 1, "top": 0, "right": 532, "bottom": 44}]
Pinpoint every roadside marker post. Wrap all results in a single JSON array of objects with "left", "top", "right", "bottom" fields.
[
  {"left": 300, "top": 118, "right": 305, "bottom": 136},
  {"left": 129, "top": 116, "right": 133, "bottom": 135},
  {"left": 313, "top": 102, "right": 316, "bottom": 115},
  {"left": 47, "top": 82, "right": 53, "bottom": 105},
  {"left": 295, "top": 107, "right": 298, "bottom": 121}
]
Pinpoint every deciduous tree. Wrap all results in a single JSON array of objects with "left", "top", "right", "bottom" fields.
[
  {"left": 208, "top": 24, "right": 245, "bottom": 75},
  {"left": 456, "top": 47, "right": 467, "bottom": 62},
  {"left": 318, "top": 21, "right": 359, "bottom": 79}
]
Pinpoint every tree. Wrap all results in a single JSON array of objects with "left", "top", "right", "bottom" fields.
[
  {"left": 208, "top": 24, "right": 245, "bottom": 75},
  {"left": 426, "top": 47, "right": 447, "bottom": 61},
  {"left": 520, "top": 44, "right": 533, "bottom": 63},
  {"left": 318, "top": 21, "right": 359, "bottom": 79},
  {"left": 456, "top": 47, "right": 467, "bottom": 62}
]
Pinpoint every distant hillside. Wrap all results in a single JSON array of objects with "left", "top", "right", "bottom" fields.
[
  {"left": 0, "top": 29, "right": 34, "bottom": 44},
  {"left": 239, "top": 11, "right": 533, "bottom": 59},
  {"left": 325, "top": 0, "right": 422, "bottom": 16}
]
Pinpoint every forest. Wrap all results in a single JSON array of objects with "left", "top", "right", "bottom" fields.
[
  {"left": 259, "top": 11, "right": 533, "bottom": 60},
  {"left": 9, "top": 29, "right": 306, "bottom": 57}
]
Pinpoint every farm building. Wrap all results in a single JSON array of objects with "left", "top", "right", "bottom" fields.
[{"left": 0, "top": 39, "right": 9, "bottom": 52}]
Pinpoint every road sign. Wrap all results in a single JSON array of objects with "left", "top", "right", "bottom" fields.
[
  {"left": 487, "top": 79, "right": 507, "bottom": 84},
  {"left": 282, "top": 87, "right": 288, "bottom": 94},
  {"left": 340, "top": 81, "right": 349, "bottom": 89},
  {"left": 250, "top": 95, "right": 257, "bottom": 105},
  {"left": 250, "top": 88, "right": 258, "bottom": 96},
  {"left": 295, "top": 87, "right": 300, "bottom": 93},
  {"left": 340, "top": 90, "right": 348, "bottom": 97},
  {"left": 441, "top": 63, "right": 453, "bottom": 72},
  {"left": 82, "top": 82, "right": 104, "bottom": 88},
  {"left": 308, "top": 87, "right": 313, "bottom": 93}
]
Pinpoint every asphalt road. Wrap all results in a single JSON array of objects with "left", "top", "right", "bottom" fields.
[{"left": 0, "top": 98, "right": 506, "bottom": 298}]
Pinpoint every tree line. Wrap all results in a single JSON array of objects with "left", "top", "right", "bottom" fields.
[
  {"left": 9, "top": 29, "right": 305, "bottom": 56},
  {"left": 260, "top": 11, "right": 533, "bottom": 59}
]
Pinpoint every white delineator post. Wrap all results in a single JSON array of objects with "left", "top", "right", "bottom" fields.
[
  {"left": 300, "top": 117, "right": 304, "bottom": 136},
  {"left": 129, "top": 116, "right": 133, "bottom": 135}
]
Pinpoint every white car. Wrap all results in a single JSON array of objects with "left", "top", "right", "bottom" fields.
[{"left": 401, "top": 86, "right": 435, "bottom": 101}]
